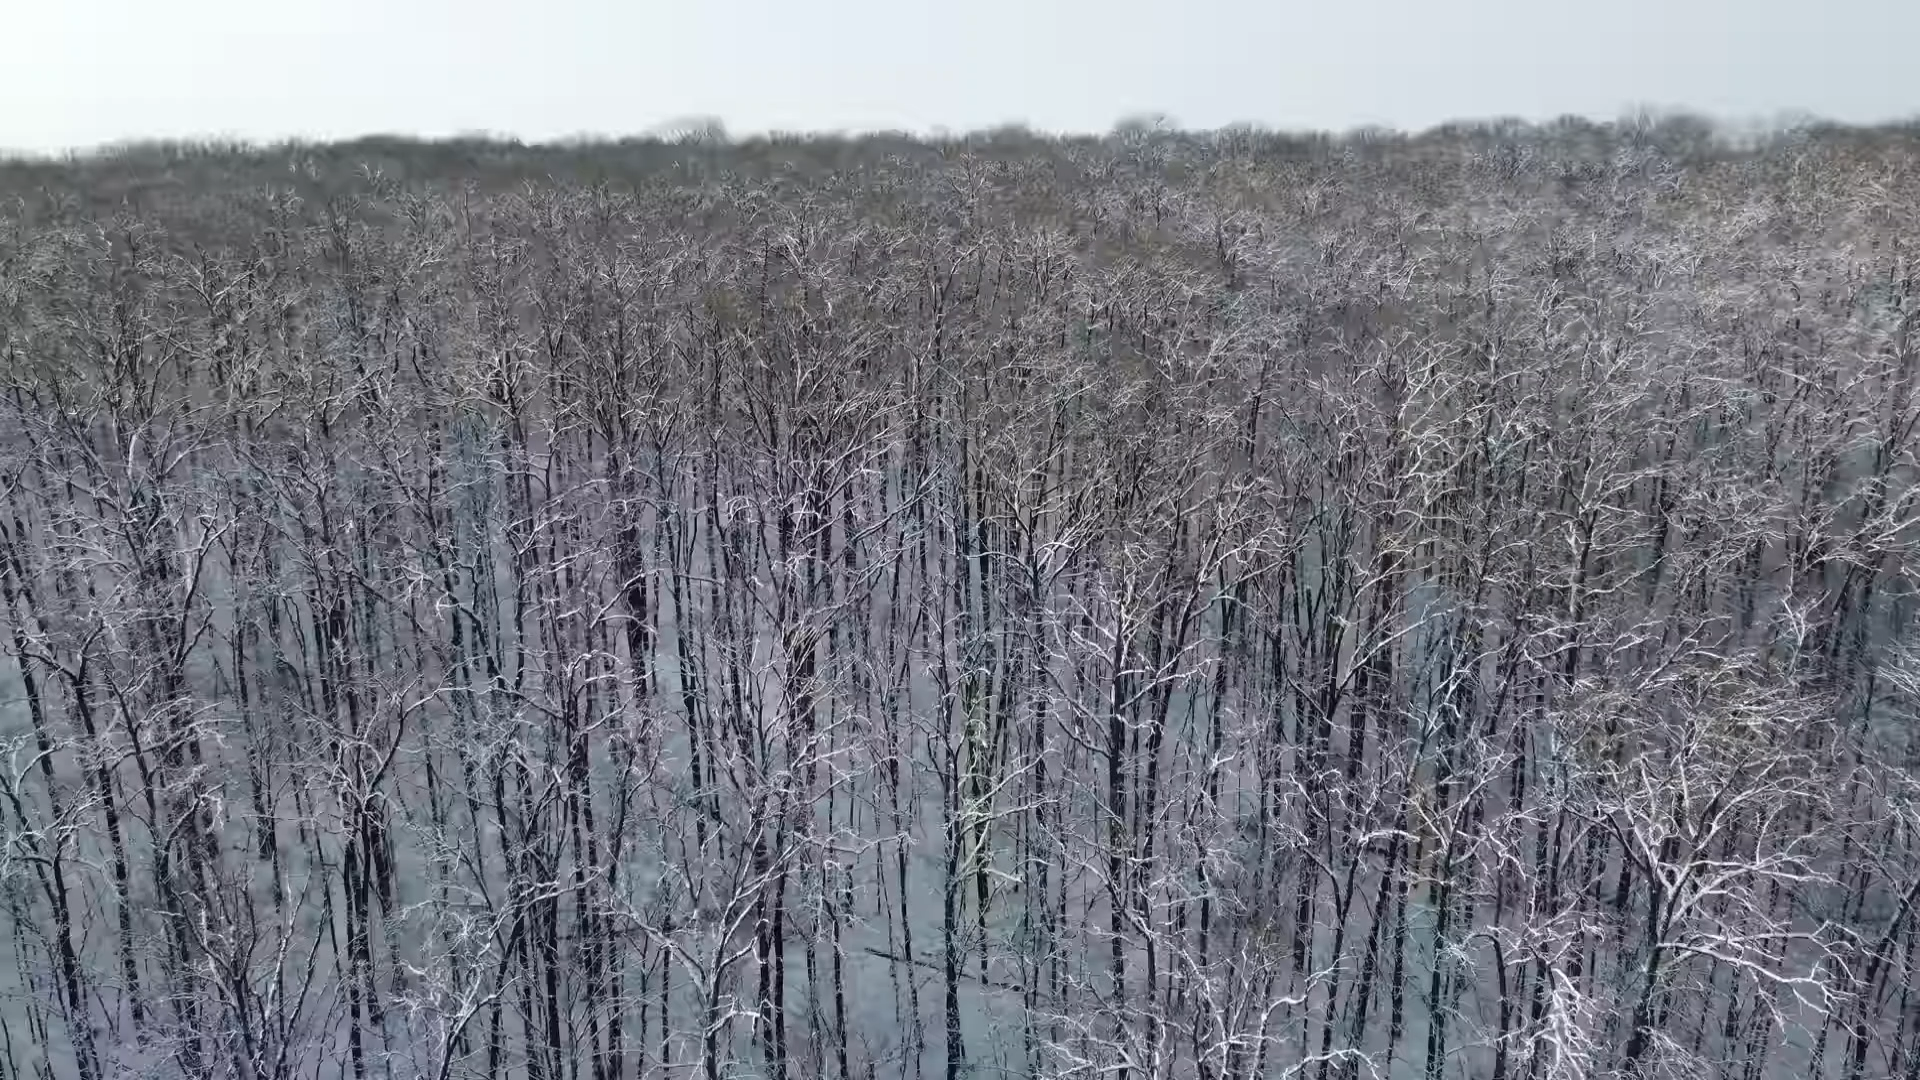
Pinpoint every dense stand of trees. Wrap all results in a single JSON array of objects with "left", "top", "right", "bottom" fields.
[{"left": 2, "top": 121, "right": 1920, "bottom": 1080}]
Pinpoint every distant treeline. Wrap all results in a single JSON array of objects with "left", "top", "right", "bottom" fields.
[{"left": 2, "top": 112, "right": 1915, "bottom": 218}]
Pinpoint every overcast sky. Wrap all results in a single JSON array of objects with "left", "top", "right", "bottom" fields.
[{"left": 4, "top": 0, "right": 1917, "bottom": 153}]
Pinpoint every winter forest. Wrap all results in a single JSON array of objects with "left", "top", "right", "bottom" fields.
[{"left": 3, "top": 118, "right": 1920, "bottom": 1080}]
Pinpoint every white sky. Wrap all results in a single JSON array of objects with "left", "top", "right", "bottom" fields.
[{"left": 3, "top": 0, "right": 1917, "bottom": 153}]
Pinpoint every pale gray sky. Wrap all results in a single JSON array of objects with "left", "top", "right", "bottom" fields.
[{"left": 4, "top": 0, "right": 1916, "bottom": 153}]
